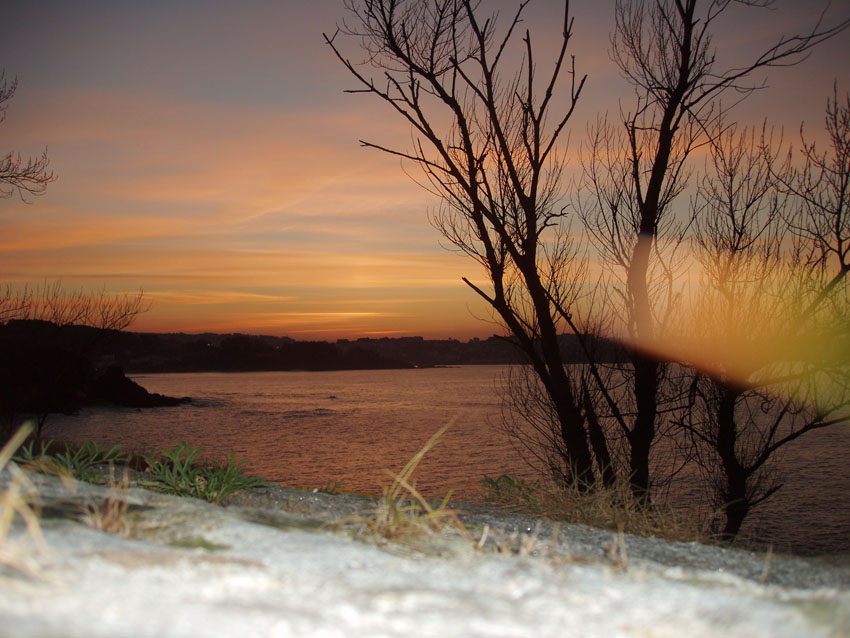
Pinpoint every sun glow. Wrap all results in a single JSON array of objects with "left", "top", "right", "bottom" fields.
[{"left": 1, "top": 2, "right": 846, "bottom": 340}]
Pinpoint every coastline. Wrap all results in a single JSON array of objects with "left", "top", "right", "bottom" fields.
[
  {"left": 77, "top": 464, "right": 850, "bottom": 585},
  {"left": 2, "top": 468, "right": 849, "bottom": 637}
]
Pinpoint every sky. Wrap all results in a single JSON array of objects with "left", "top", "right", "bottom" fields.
[{"left": 1, "top": 1, "right": 848, "bottom": 341}]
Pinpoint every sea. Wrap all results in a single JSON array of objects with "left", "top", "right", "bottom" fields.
[{"left": 45, "top": 365, "right": 850, "bottom": 557}]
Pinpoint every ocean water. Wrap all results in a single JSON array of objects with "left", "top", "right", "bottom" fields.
[
  {"left": 45, "top": 365, "right": 850, "bottom": 556},
  {"left": 47, "top": 367, "right": 519, "bottom": 499}
]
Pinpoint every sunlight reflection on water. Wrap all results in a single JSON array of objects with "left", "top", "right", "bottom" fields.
[
  {"left": 46, "top": 365, "right": 850, "bottom": 556},
  {"left": 48, "top": 367, "right": 519, "bottom": 499}
]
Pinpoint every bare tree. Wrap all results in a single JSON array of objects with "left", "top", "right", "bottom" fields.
[
  {"left": 678, "top": 92, "right": 850, "bottom": 539},
  {"left": 0, "top": 70, "right": 55, "bottom": 200},
  {"left": 0, "top": 283, "right": 149, "bottom": 441},
  {"left": 577, "top": 0, "right": 849, "bottom": 501},
  {"left": 327, "top": 0, "right": 849, "bottom": 533},
  {"left": 1, "top": 282, "right": 147, "bottom": 333},
  {"left": 326, "top": 0, "right": 601, "bottom": 485}
]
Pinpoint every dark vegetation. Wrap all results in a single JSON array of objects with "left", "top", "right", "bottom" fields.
[
  {"left": 0, "top": 319, "right": 188, "bottom": 441},
  {"left": 0, "top": 69, "right": 55, "bottom": 199},
  {"left": 0, "top": 313, "right": 629, "bottom": 442},
  {"left": 11, "top": 433, "right": 266, "bottom": 506},
  {"left": 2, "top": 317, "right": 625, "bottom": 376}
]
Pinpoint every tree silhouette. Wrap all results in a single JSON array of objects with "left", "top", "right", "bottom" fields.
[
  {"left": 328, "top": 0, "right": 850, "bottom": 535},
  {"left": 677, "top": 92, "right": 850, "bottom": 538},
  {"left": 577, "top": 0, "right": 849, "bottom": 503},
  {"left": 326, "top": 0, "right": 597, "bottom": 485},
  {"left": 0, "top": 70, "right": 55, "bottom": 200}
]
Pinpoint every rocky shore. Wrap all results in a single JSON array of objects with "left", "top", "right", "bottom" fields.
[{"left": 1, "top": 470, "right": 848, "bottom": 637}]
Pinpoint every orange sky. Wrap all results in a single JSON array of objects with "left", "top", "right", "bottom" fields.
[{"left": 1, "top": 1, "right": 848, "bottom": 340}]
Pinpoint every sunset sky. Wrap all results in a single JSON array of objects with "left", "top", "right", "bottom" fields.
[{"left": 1, "top": 1, "right": 848, "bottom": 340}]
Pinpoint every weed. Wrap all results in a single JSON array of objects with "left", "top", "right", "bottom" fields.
[
  {"left": 200, "top": 450, "right": 267, "bottom": 505},
  {"left": 337, "top": 424, "right": 474, "bottom": 548},
  {"left": 318, "top": 479, "right": 345, "bottom": 495},
  {"left": 481, "top": 474, "right": 540, "bottom": 511},
  {"left": 142, "top": 441, "right": 203, "bottom": 497},
  {"left": 484, "top": 473, "right": 708, "bottom": 544},
  {"left": 14, "top": 439, "right": 128, "bottom": 483},
  {"left": 53, "top": 441, "right": 129, "bottom": 482},
  {"left": 0, "top": 423, "right": 48, "bottom": 576},
  {"left": 12, "top": 438, "right": 53, "bottom": 465},
  {"left": 78, "top": 468, "right": 133, "bottom": 537},
  {"left": 143, "top": 442, "right": 266, "bottom": 505}
]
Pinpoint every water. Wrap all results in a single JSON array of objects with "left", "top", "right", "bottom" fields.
[
  {"left": 47, "top": 367, "right": 525, "bottom": 500},
  {"left": 45, "top": 365, "right": 850, "bottom": 556}
]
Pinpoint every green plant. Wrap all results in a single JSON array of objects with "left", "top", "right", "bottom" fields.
[
  {"left": 169, "top": 536, "right": 230, "bottom": 552},
  {"left": 12, "top": 438, "right": 73, "bottom": 483},
  {"left": 200, "top": 450, "right": 267, "bottom": 505},
  {"left": 53, "top": 441, "right": 128, "bottom": 482},
  {"left": 318, "top": 479, "right": 345, "bottom": 495},
  {"left": 481, "top": 474, "right": 540, "bottom": 511},
  {"left": 12, "top": 438, "right": 54, "bottom": 464},
  {"left": 142, "top": 441, "right": 201, "bottom": 496},
  {"left": 14, "top": 438, "right": 128, "bottom": 482},
  {"left": 143, "top": 442, "right": 265, "bottom": 505}
]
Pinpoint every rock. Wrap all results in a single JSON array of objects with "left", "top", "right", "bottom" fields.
[
  {"left": 87, "top": 365, "right": 187, "bottom": 408},
  {"left": 0, "top": 321, "right": 187, "bottom": 421},
  {"left": 1, "top": 471, "right": 848, "bottom": 638},
  {"left": 0, "top": 339, "right": 92, "bottom": 416}
]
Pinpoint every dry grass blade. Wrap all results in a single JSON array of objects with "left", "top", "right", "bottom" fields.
[
  {"left": 18, "top": 457, "right": 76, "bottom": 492},
  {"left": 0, "top": 423, "right": 49, "bottom": 576},
  {"left": 385, "top": 422, "right": 447, "bottom": 503},
  {"left": 381, "top": 467, "right": 471, "bottom": 540},
  {"left": 80, "top": 467, "right": 133, "bottom": 537},
  {"left": 483, "top": 473, "right": 709, "bottom": 544},
  {"left": 544, "top": 479, "right": 708, "bottom": 544},
  {"left": 604, "top": 530, "right": 630, "bottom": 572},
  {"left": 338, "top": 422, "right": 474, "bottom": 547}
]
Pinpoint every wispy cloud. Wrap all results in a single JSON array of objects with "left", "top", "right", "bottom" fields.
[{"left": 1, "top": 1, "right": 846, "bottom": 339}]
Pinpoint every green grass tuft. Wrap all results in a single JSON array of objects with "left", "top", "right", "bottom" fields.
[
  {"left": 143, "top": 442, "right": 266, "bottom": 505},
  {"left": 14, "top": 439, "right": 128, "bottom": 482}
]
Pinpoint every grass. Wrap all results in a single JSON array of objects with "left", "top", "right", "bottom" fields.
[
  {"left": 481, "top": 473, "right": 709, "bottom": 545},
  {"left": 336, "top": 424, "right": 475, "bottom": 548},
  {"left": 0, "top": 423, "right": 49, "bottom": 576},
  {"left": 5, "top": 422, "right": 705, "bottom": 564},
  {"left": 14, "top": 438, "right": 128, "bottom": 482},
  {"left": 1, "top": 431, "right": 270, "bottom": 559},
  {"left": 12, "top": 435, "right": 266, "bottom": 507},
  {"left": 142, "top": 441, "right": 267, "bottom": 505},
  {"left": 481, "top": 474, "right": 541, "bottom": 510},
  {"left": 318, "top": 478, "right": 345, "bottom": 495},
  {"left": 78, "top": 467, "right": 135, "bottom": 537}
]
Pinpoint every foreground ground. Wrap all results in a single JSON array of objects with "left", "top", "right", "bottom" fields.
[{"left": 1, "top": 470, "right": 848, "bottom": 637}]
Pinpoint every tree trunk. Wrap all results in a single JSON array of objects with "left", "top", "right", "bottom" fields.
[
  {"left": 629, "top": 353, "right": 658, "bottom": 500},
  {"left": 583, "top": 382, "right": 617, "bottom": 488},
  {"left": 526, "top": 270, "right": 595, "bottom": 487},
  {"left": 715, "top": 385, "right": 750, "bottom": 540},
  {"left": 528, "top": 347, "right": 594, "bottom": 487}
]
